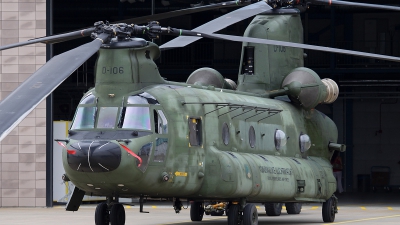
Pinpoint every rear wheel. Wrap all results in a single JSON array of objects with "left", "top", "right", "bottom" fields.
[
  {"left": 190, "top": 202, "right": 204, "bottom": 221},
  {"left": 285, "top": 203, "right": 302, "bottom": 214},
  {"left": 322, "top": 197, "right": 336, "bottom": 222},
  {"left": 265, "top": 203, "right": 283, "bottom": 216},
  {"left": 227, "top": 204, "right": 241, "bottom": 225},
  {"left": 110, "top": 203, "right": 125, "bottom": 225},
  {"left": 243, "top": 204, "right": 258, "bottom": 225},
  {"left": 95, "top": 202, "right": 109, "bottom": 225}
]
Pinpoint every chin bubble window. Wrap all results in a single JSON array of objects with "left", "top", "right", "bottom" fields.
[
  {"left": 274, "top": 129, "right": 287, "bottom": 150},
  {"left": 299, "top": 134, "right": 311, "bottom": 153}
]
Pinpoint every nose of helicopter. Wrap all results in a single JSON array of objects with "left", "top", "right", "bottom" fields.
[{"left": 67, "top": 140, "right": 122, "bottom": 172}]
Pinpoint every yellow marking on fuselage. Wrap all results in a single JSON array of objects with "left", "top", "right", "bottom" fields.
[
  {"left": 174, "top": 171, "right": 188, "bottom": 177},
  {"left": 325, "top": 214, "right": 400, "bottom": 224}
]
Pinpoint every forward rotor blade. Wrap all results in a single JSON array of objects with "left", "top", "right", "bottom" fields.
[
  {"left": 163, "top": 29, "right": 400, "bottom": 62},
  {"left": 117, "top": 0, "right": 252, "bottom": 25},
  {"left": 160, "top": 1, "right": 271, "bottom": 49},
  {"left": 310, "top": 0, "right": 400, "bottom": 11},
  {"left": 0, "top": 34, "right": 108, "bottom": 142},
  {"left": 0, "top": 28, "right": 95, "bottom": 51}
]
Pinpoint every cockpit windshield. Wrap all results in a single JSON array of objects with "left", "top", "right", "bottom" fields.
[
  {"left": 118, "top": 107, "right": 151, "bottom": 130},
  {"left": 71, "top": 92, "right": 157, "bottom": 131},
  {"left": 71, "top": 107, "right": 96, "bottom": 129},
  {"left": 97, "top": 107, "right": 118, "bottom": 128}
]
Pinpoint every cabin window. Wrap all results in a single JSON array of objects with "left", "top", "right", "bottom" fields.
[
  {"left": 154, "top": 110, "right": 168, "bottom": 134},
  {"left": 97, "top": 107, "right": 119, "bottom": 128},
  {"left": 137, "top": 142, "right": 153, "bottom": 172},
  {"left": 189, "top": 118, "right": 202, "bottom": 146},
  {"left": 249, "top": 126, "right": 256, "bottom": 148},
  {"left": 119, "top": 107, "right": 151, "bottom": 130},
  {"left": 127, "top": 92, "right": 159, "bottom": 105},
  {"left": 71, "top": 106, "right": 96, "bottom": 129},
  {"left": 274, "top": 129, "right": 287, "bottom": 150},
  {"left": 299, "top": 134, "right": 311, "bottom": 153},
  {"left": 222, "top": 123, "right": 230, "bottom": 145},
  {"left": 154, "top": 138, "right": 168, "bottom": 162},
  {"left": 79, "top": 93, "right": 95, "bottom": 104}
]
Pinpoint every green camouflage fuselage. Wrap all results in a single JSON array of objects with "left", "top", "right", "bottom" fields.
[{"left": 63, "top": 13, "right": 338, "bottom": 203}]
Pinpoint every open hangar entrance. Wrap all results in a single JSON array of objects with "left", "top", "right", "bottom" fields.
[{"left": 49, "top": 0, "right": 400, "bottom": 197}]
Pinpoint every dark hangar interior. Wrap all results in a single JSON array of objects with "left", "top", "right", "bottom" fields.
[{"left": 51, "top": 0, "right": 400, "bottom": 193}]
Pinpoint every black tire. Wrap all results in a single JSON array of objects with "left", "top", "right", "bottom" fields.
[
  {"left": 322, "top": 197, "right": 336, "bottom": 223},
  {"left": 227, "top": 204, "right": 241, "bottom": 225},
  {"left": 265, "top": 203, "right": 283, "bottom": 216},
  {"left": 285, "top": 203, "right": 302, "bottom": 214},
  {"left": 243, "top": 204, "right": 258, "bottom": 225},
  {"left": 110, "top": 203, "right": 125, "bottom": 225},
  {"left": 190, "top": 202, "right": 204, "bottom": 221},
  {"left": 95, "top": 202, "right": 109, "bottom": 225}
]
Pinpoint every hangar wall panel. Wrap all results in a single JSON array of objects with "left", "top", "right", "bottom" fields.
[{"left": 0, "top": 0, "right": 47, "bottom": 207}]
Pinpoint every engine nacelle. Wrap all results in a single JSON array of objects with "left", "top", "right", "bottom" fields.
[
  {"left": 186, "top": 67, "right": 236, "bottom": 90},
  {"left": 281, "top": 67, "right": 338, "bottom": 110}
]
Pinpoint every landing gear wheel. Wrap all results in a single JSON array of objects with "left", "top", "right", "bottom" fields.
[
  {"left": 285, "top": 203, "right": 302, "bottom": 214},
  {"left": 227, "top": 204, "right": 241, "bottom": 225},
  {"left": 190, "top": 202, "right": 204, "bottom": 221},
  {"left": 110, "top": 203, "right": 125, "bottom": 225},
  {"left": 265, "top": 203, "right": 283, "bottom": 216},
  {"left": 243, "top": 204, "right": 258, "bottom": 225},
  {"left": 95, "top": 202, "right": 110, "bottom": 225},
  {"left": 322, "top": 197, "right": 337, "bottom": 223}
]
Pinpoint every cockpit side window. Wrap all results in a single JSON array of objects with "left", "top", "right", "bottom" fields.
[
  {"left": 71, "top": 107, "right": 96, "bottom": 129},
  {"left": 154, "top": 110, "right": 168, "bottom": 134},
  {"left": 97, "top": 107, "right": 119, "bottom": 128},
  {"left": 119, "top": 107, "right": 151, "bottom": 130}
]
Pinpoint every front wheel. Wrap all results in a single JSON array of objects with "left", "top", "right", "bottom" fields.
[
  {"left": 110, "top": 203, "right": 125, "bottom": 225},
  {"left": 95, "top": 202, "right": 109, "bottom": 225}
]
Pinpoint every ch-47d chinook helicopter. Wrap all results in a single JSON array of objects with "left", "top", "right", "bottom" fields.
[{"left": 2, "top": 0, "right": 400, "bottom": 225}]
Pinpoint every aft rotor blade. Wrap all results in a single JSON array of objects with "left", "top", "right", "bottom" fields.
[
  {"left": 117, "top": 0, "right": 252, "bottom": 24},
  {"left": 160, "top": 1, "right": 271, "bottom": 49},
  {"left": 0, "top": 34, "right": 108, "bottom": 142},
  {"left": 310, "top": 0, "right": 400, "bottom": 11},
  {"left": 163, "top": 29, "right": 400, "bottom": 63},
  {"left": 0, "top": 28, "right": 95, "bottom": 51}
]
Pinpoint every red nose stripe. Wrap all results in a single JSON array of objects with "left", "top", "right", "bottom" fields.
[
  {"left": 119, "top": 144, "right": 143, "bottom": 167},
  {"left": 56, "top": 141, "right": 67, "bottom": 149}
]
